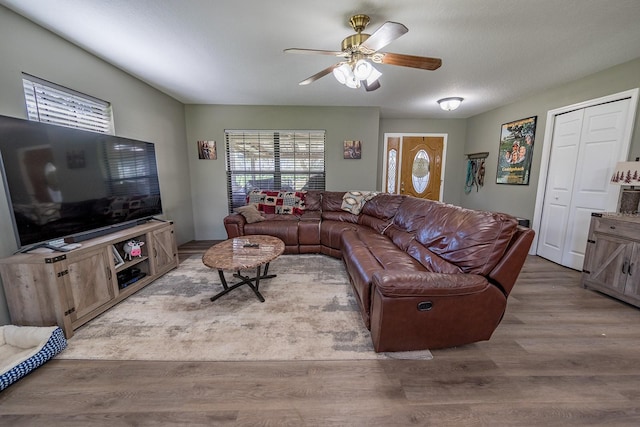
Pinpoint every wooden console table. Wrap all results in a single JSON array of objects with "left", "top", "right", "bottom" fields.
[
  {"left": 581, "top": 213, "right": 640, "bottom": 308},
  {"left": 0, "top": 220, "right": 178, "bottom": 338}
]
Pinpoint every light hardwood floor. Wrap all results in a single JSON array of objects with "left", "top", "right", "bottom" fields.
[{"left": 2, "top": 241, "right": 640, "bottom": 426}]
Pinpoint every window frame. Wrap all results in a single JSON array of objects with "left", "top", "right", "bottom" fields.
[
  {"left": 22, "top": 73, "right": 115, "bottom": 134},
  {"left": 225, "top": 129, "right": 326, "bottom": 213}
]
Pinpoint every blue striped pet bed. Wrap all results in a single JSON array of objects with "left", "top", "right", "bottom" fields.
[{"left": 0, "top": 325, "right": 67, "bottom": 391}]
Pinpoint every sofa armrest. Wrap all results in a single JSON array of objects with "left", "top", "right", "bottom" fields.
[
  {"left": 372, "top": 270, "right": 489, "bottom": 297},
  {"left": 488, "top": 225, "right": 535, "bottom": 296},
  {"left": 223, "top": 213, "right": 246, "bottom": 238}
]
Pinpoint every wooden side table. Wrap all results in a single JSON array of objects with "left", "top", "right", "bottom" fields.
[{"left": 202, "top": 235, "right": 285, "bottom": 302}]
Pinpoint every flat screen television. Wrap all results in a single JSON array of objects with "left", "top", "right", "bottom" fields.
[{"left": 0, "top": 114, "right": 163, "bottom": 251}]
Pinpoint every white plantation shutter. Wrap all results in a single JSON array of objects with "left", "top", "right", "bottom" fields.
[
  {"left": 225, "top": 130, "right": 326, "bottom": 212},
  {"left": 22, "top": 73, "right": 114, "bottom": 134}
]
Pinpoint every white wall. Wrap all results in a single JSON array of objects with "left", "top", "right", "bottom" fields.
[
  {"left": 185, "top": 105, "right": 380, "bottom": 239},
  {"left": 0, "top": 6, "right": 195, "bottom": 325}
]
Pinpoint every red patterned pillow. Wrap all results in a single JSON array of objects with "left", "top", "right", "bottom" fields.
[
  {"left": 246, "top": 190, "right": 306, "bottom": 215},
  {"left": 276, "top": 191, "right": 306, "bottom": 215}
]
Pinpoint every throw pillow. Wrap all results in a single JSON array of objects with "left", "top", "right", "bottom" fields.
[
  {"left": 275, "top": 191, "right": 306, "bottom": 215},
  {"left": 341, "top": 191, "right": 379, "bottom": 215},
  {"left": 235, "top": 204, "right": 265, "bottom": 223}
]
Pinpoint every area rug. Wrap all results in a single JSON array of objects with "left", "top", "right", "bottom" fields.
[{"left": 59, "top": 254, "right": 432, "bottom": 362}]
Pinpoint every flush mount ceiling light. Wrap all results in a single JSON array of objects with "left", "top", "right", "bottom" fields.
[{"left": 438, "top": 97, "right": 464, "bottom": 111}]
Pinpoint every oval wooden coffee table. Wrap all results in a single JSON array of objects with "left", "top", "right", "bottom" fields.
[{"left": 202, "top": 235, "right": 285, "bottom": 303}]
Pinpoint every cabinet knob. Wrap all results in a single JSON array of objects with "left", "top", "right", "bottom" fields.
[{"left": 610, "top": 226, "right": 616, "bottom": 229}]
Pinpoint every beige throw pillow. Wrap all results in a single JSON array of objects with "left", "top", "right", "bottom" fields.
[{"left": 235, "top": 204, "right": 265, "bottom": 223}]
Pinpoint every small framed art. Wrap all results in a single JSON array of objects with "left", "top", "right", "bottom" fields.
[
  {"left": 197, "top": 140, "right": 217, "bottom": 160},
  {"left": 343, "top": 140, "right": 362, "bottom": 159}
]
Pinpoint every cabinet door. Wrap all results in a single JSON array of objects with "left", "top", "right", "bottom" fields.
[
  {"left": 64, "top": 247, "right": 116, "bottom": 323},
  {"left": 623, "top": 243, "right": 640, "bottom": 298},
  {"left": 150, "top": 226, "right": 178, "bottom": 274},
  {"left": 585, "top": 233, "right": 632, "bottom": 294}
]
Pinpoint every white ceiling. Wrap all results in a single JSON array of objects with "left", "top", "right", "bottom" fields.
[{"left": 3, "top": 0, "right": 640, "bottom": 119}]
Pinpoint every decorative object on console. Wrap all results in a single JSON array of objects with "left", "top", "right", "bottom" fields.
[
  {"left": 496, "top": 116, "right": 537, "bottom": 185},
  {"left": 610, "top": 160, "right": 640, "bottom": 214},
  {"left": 111, "top": 245, "right": 125, "bottom": 268},
  {"left": 123, "top": 239, "right": 145, "bottom": 260}
]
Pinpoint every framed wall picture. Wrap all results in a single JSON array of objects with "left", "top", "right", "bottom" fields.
[
  {"left": 197, "top": 140, "right": 217, "bottom": 160},
  {"left": 344, "top": 140, "right": 362, "bottom": 159},
  {"left": 496, "top": 116, "right": 537, "bottom": 185}
]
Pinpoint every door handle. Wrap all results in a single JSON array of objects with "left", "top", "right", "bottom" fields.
[
  {"left": 622, "top": 259, "right": 630, "bottom": 275},
  {"left": 629, "top": 263, "right": 634, "bottom": 276}
]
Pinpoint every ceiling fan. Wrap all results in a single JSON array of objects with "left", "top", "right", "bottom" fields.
[{"left": 284, "top": 14, "right": 442, "bottom": 91}]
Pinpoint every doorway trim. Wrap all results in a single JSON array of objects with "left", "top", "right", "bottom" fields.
[
  {"left": 382, "top": 133, "right": 448, "bottom": 201},
  {"left": 531, "top": 88, "right": 639, "bottom": 255}
]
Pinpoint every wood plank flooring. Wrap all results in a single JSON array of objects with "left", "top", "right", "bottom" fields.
[{"left": 2, "top": 241, "right": 640, "bottom": 426}]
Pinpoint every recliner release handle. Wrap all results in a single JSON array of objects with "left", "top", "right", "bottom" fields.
[{"left": 417, "top": 301, "right": 433, "bottom": 311}]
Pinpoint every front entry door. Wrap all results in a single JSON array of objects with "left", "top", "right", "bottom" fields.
[{"left": 400, "top": 136, "right": 444, "bottom": 200}]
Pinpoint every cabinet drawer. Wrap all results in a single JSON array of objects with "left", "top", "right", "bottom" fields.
[{"left": 593, "top": 217, "right": 640, "bottom": 239}]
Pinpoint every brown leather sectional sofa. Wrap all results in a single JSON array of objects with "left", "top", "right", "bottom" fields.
[{"left": 224, "top": 191, "right": 534, "bottom": 352}]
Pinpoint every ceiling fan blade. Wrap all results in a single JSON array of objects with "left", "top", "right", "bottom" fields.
[
  {"left": 375, "top": 52, "right": 442, "bottom": 70},
  {"left": 359, "top": 21, "right": 408, "bottom": 53},
  {"left": 299, "top": 63, "right": 342, "bottom": 85},
  {"left": 364, "top": 80, "right": 381, "bottom": 92},
  {"left": 284, "top": 48, "right": 349, "bottom": 58}
]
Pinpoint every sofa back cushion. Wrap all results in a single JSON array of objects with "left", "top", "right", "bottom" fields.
[
  {"left": 359, "top": 194, "right": 404, "bottom": 233},
  {"left": 305, "top": 191, "right": 322, "bottom": 211},
  {"left": 321, "top": 191, "right": 346, "bottom": 212},
  {"left": 391, "top": 197, "right": 438, "bottom": 233},
  {"left": 320, "top": 191, "right": 358, "bottom": 222},
  {"left": 413, "top": 202, "right": 517, "bottom": 275}
]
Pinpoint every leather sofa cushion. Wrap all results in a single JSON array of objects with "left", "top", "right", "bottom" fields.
[
  {"left": 361, "top": 194, "right": 404, "bottom": 220},
  {"left": 244, "top": 220, "right": 298, "bottom": 245},
  {"left": 414, "top": 204, "right": 517, "bottom": 275},
  {"left": 321, "top": 191, "right": 346, "bottom": 212},
  {"left": 305, "top": 190, "right": 322, "bottom": 211},
  {"left": 392, "top": 197, "right": 439, "bottom": 233},
  {"left": 372, "top": 270, "right": 489, "bottom": 297},
  {"left": 405, "top": 240, "right": 462, "bottom": 274},
  {"left": 322, "top": 210, "right": 359, "bottom": 223},
  {"left": 358, "top": 194, "right": 405, "bottom": 233}
]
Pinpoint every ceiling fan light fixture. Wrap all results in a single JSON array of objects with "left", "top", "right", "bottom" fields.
[
  {"left": 365, "top": 65, "right": 382, "bottom": 86},
  {"left": 332, "top": 63, "right": 351, "bottom": 85},
  {"left": 353, "top": 59, "right": 373, "bottom": 80},
  {"left": 438, "top": 97, "right": 464, "bottom": 111},
  {"left": 345, "top": 73, "right": 361, "bottom": 89}
]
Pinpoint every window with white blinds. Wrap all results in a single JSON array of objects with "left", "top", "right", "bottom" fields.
[
  {"left": 225, "top": 130, "right": 326, "bottom": 212},
  {"left": 22, "top": 73, "right": 114, "bottom": 134}
]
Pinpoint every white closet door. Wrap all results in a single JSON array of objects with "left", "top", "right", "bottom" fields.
[
  {"left": 561, "top": 99, "right": 631, "bottom": 269},
  {"left": 537, "top": 99, "right": 632, "bottom": 269},
  {"left": 537, "top": 110, "right": 583, "bottom": 264}
]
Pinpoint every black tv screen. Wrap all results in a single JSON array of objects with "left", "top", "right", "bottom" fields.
[{"left": 0, "top": 114, "right": 163, "bottom": 249}]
